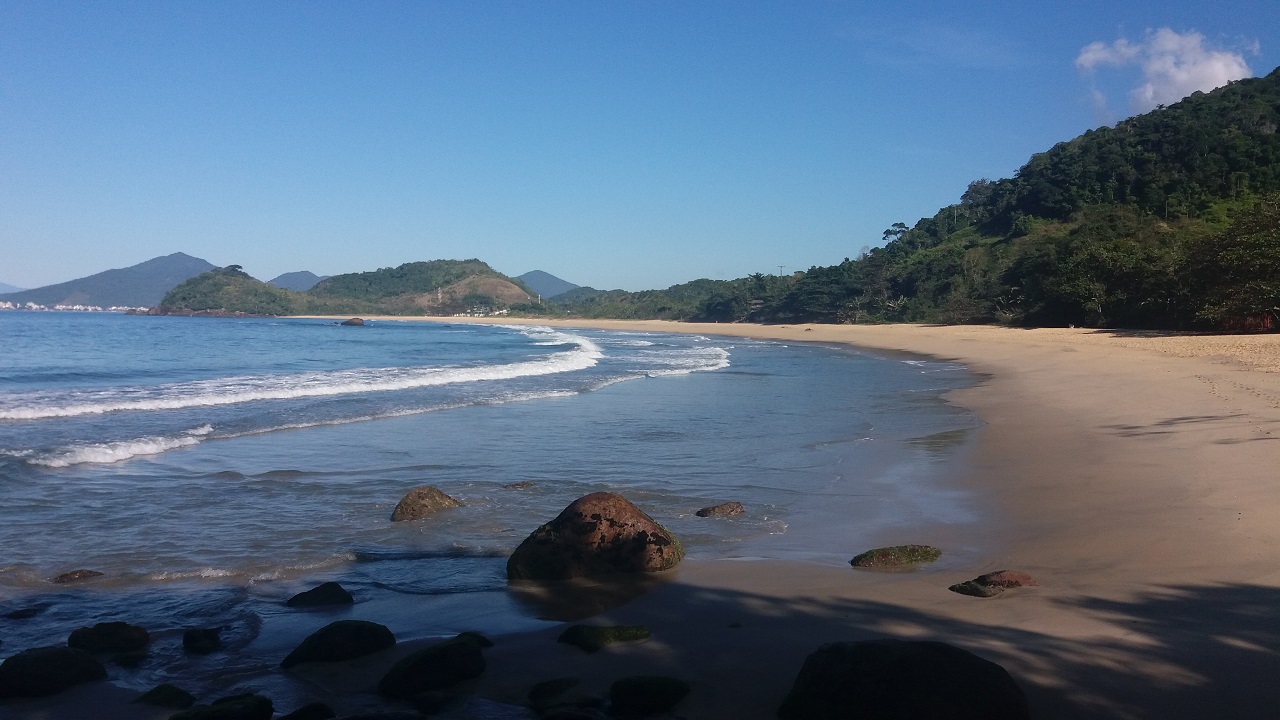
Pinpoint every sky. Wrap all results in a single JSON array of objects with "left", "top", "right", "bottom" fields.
[{"left": 2, "top": 2, "right": 1278, "bottom": 291}]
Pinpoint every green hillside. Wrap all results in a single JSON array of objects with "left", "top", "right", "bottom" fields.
[{"left": 555, "top": 67, "right": 1280, "bottom": 330}]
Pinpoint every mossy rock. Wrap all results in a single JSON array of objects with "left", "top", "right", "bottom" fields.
[
  {"left": 133, "top": 683, "right": 195, "bottom": 709},
  {"left": 557, "top": 625, "right": 651, "bottom": 653},
  {"left": 948, "top": 580, "right": 1003, "bottom": 598},
  {"left": 849, "top": 545, "right": 941, "bottom": 568}
]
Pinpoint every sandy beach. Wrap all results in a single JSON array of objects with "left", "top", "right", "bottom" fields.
[{"left": 11, "top": 319, "right": 1280, "bottom": 719}]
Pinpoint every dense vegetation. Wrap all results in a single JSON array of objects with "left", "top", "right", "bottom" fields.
[
  {"left": 554, "top": 67, "right": 1280, "bottom": 330},
  {"left": 160, "top": 260, "right": 539, "bottom": 316}
]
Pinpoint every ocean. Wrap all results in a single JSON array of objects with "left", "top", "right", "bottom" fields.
[{"left": 0, "top": 311, "right": 979, "bottom": 706}]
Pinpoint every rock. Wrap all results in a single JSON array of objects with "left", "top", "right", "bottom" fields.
[
  {"left": 504, "top": 481, "right": 536, "bottom": 489},
  {"left": 776, "top": 639, "right": 1030, "bottom": 720},
  {"left": 133, "top": 683, "right": 196, "bottom": 709},
  {"left": 377, "top": 633, "right": 487, "bottom": 700},
  {"left": 183, "top": 627, "right": 222, "bottom": 654},
  {"left": 696, "top": 501, "right": 744, "bottom": 518},
  {"left": 609, "top": 676, "right": 690, "bottom": 718},
  {"left": 949, "top": 570, "right": 1038, "bottom": 599},
  {"left": 281, "top": 620, "right": 396, "bottom": 668},
  {"left": 287, "top": 581, "right": 354, "bottom": 608},
  {"left": 339, "top": 318, "right": 365, "bottom": 326},
  {"left": 456, "top": 631, "right": 494, "bottom": 647},
  {"left": 528, "top": 677, "right": 582, "bottom": 712},
  {"left": 849, "top": 544, "right": 941, "bottom": 568},
  {"left": 506, "top": 492, "right": 684, "bottom": 580},
  {"left": 389, "top": 485, "right": 461, "bottom": 521},
  {"left": 170, "top": 693, "right": 274, "bottom": 720},
  {"left": 329, "top": 713, "right": 420, "bottom": 720},
  {"left": 0, "top": 646, "right": 106, "bottom": 698},
  {"left": 557, "top": 625, "right": 650, "bottom": 653},
  {"left": 278, "top": 701, "right": 337, "bottom": 720},
  {"left": 112, "top": 649, "right": 149, "bottom": 667},
  {"left": 67, "top": 621, "right": 150, "bottom": 653},
  {"left": 4, "top": 606, "right": 47, "bottom": 620},
  {"left": 51, "top": 569, "right": 103, "bottom": 584}
]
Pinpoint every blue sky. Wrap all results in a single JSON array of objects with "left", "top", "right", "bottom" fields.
[{"left": 2, "top": 2, "right": 1277, "bottom": 291}]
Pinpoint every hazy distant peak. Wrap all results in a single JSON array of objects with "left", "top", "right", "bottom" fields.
[
  {"left": 269, "top": 271, "right": 329, "bottom": 292},
  {"left": 517, "top": 270, "right": 579, "bottom": 299}
]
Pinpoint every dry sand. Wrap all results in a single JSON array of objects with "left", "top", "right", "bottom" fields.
[{"left": 12, "top": 319, "right": 1280, "bottom": 719}]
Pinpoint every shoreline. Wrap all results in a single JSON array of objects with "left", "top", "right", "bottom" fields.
[{"left": 11, "top": 317, "right": 1280, "bottom": 718}]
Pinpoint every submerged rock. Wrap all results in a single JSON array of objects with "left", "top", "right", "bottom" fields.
[
  {"left": 557, "top": 624, "right": 651, "bottom": 653},
  {"left": 377, "top": 633, "right": 487, "bottom": 699},
  {"left": 183, "top": 627, "right": 223, "bottom": 655},
  {"left": 390, "top": 485, "right": 461, "bottom": 521},
  {"left": 777, "top": 639, "right": 1029, "bottom": 720},
  {"left": 849, "top": 544, "right": 941, "bottom": 568},
  {"left": 170, "top": 693, "right": 274, "bottom": 720},
  {"left": 949, "top": 570, "right": 1038, "bottom": 598},
  {"left": 0, "top": 646, "right": 106, "bottom": 698},
  {"left": 50, "top": 569, "right": 103, "bottom": 584},
  {"left": 4, "top": 605, "right": 47, "bottom": 620},
  {"left": 609, "top": 676, "right": 690, "bottom": 718},
  {"left": 287, "top": 581, "right": 354, "bottom": 608},
  {"left": 67, "top": 621, "right": 150, "bottom": 654},
  {"left": 504, "top": 481, "right": 536, "bottom": 489},
  {"left": 696, "top": 501, "right": 744, "bottom": 518},
  {"left": 506, "top": 492, "right": 684, "bottom": 580},
  {"left": 281, "top": 620, "right": 396, "bottom": 668},
  {"left": 277, "top": 701, "right": 336, "bottom": 720},
  {"left": 133, "top": 682, "right": 196, "bottom": 709}
]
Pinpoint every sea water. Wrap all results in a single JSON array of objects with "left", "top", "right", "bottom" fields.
[{"left": 0, "top": 312, "right": 978, "bottom": 702}]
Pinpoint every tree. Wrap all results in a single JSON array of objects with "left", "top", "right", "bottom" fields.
[{"left": 1187, "top": 195, "right": 1280, "bottom": 330}]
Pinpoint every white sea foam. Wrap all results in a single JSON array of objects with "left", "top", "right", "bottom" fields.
[
  {"left": 0, "top": 330, "right": 602, "bottom": 421},
  {"left": 31, "top": 433, "right": 206, "bottom": 468},
  {"left": 637, "top": 346, "right": 731, "bottom": 376}
]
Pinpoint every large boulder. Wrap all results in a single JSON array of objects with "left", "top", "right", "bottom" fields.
[
  {"left": 281, "top": 620, "right": 396, "bottom": 669},
  {"left": 183, "top": 627, "right": 222, "bottom": 655},
  {"left": 0, "top": 646, "right": 106, "bottom": 698},
  {"left": 377, "top": 633, "right": 487, "bottom": 700},
  {"left": 170, "top": 693, "right": 274, "bottom": 720},
  {"left": 67, "top": 621, "right": 150, "bottom": 653},
  {"left": 610, "top": 676, "right": 690, "bottom": 718},
  {"left": 777, "top": 639, "right": 1029, "bottom": 720},
  {"left": 506, "top": 492, "right": 683, "bottom": 580},
  {"left": 390, "top": 486, "right": 461, "bottom": 521}
]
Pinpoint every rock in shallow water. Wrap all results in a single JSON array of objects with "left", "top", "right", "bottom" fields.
[
  {"left": 390, "top": 485, "right": 461, "bottom": 521},
  {"left": 609, "top": 676, "right": 690, "bottom": 718},
  {"left": 557, "top": 624, "right": 651, "bottom": 653},
  {"left": 949, "top": 570, "right": 1038, "bottom": 598},
  {"left": 50, "top": 569, "right": 103, "bottom": 584},
  {"left": 287, "top": 581, "right": 354, "bottom": 607},
  {"left": 777, "top": 639, "right": 1029, "bottom": 720},
  {"left": 849, "top": 544, "right": 941, "bottom": 568},
  {"left": 378, "top": 633, "right": 487, "bottom": 699},
  {"left": 170, "top": 693, "right": 274, "bottom": 720},
  {"left": 67, "top": 621, "right": 150, "bottom": 654},
  {"left": 183, "top": 627, "right": 223, "bottom": 655},
  {"left": 506, "top": 492, "right": 683, "bottom": 580},
  {"left": 0, "top": 646, "right": 106, "bottom": 698},
  {"left": 133, "top": 682, "right": 196, "bottom": 709},
  {"left": 281, "top": 620, "right": 396, "bottom": 669}
]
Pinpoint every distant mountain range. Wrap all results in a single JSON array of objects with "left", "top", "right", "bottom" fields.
[
  {"left": 516, "top": 270, "right": 579, "bottom": 299},
  {"left": 268, "top": 271, "right": 329, "bottom": 292},
  {"left": 0, "top": 253, "right": 217, "bottom": 308},
  {"left": 0, "top": 281, "right": 25, "bottom": 294}
]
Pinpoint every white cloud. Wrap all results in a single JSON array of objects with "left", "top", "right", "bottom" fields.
[{"left": 1076, "top": 28, "right": 1254, "bottom": 114}]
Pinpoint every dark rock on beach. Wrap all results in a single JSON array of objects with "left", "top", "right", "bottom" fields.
[
  {"left": 378, "top": 633, "right": 487, "bottom": 699},
  {"left": 528, "top": 677, "right": 583, "bottom": 713},
  {"left": 183, "top": 627, "right": 223, "bottom": 654},
  {"left": 170, "top": 693, "right": 274, "bottom": 720},
  {"left": 281, "top": 620, "right": 396, "bottom": 669},
  {"left": 696, "top": 501, "right": 744, "bottom": 517},
  {"left": 609, "top": 676, "right": 690, "bottom": 718},
  {"left": 278, "top": 701, "right": 337, "bottom": 720},
  {"left": 67, "top": 621, "right": 150, "bottom": 654},
  {"left": 389, "top": 485, "right": 461, "bottom": 521},
  {"left": 0, "top": 646, "right": 106, "bottom": 698},
  {"left": 949, "top": 570, "right": 1038, "bottom": 598},
  {"left": 51, "top": 569, "right": 103, "bottom": 584},
  {"left": 557, "top": 624, "right": 651, "bottom": 653},
  {"left": 506, "top": 492, "right": 684, "bottom": 580},
  {"left": 339, "top": 318, "right": 365, "bottom": 326},
  {"left": 849, "top": 544, "right": 941, "bottom": 568},
  {"left": 133, "top": 683, "right": 196, "bottom": 709},
  {"left": 777, "top": 639, "right": 1029, "bottom": 720},
  {"left": 287, "top": 581, "right": 354, "bottom": 607}
]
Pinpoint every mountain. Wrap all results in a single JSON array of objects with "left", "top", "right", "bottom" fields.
[
  {"left": 162, "top": 259, "right": 538, "bottom": 316},
  {"left": 0, "top": 282, "right": 25, "bottom": 294},
  {"left": 268, "top": 271, "right": 329, "bottom": 291},
  {"left": 556, "top": 67, "right": 1280, "bottom": 330},
  {"left": 0, "top": 252, "right": 217, "bottom": 308},
  {"left": 516, "top": 270, "right": 579, "bottom": 299}
]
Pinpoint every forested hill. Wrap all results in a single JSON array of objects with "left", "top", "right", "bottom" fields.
[{"left": 555, "top": 67, "right": 1280, "bottom": 330}]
